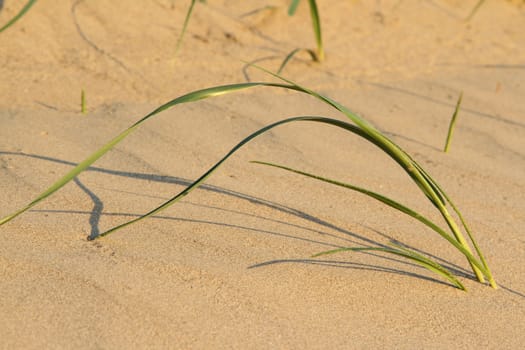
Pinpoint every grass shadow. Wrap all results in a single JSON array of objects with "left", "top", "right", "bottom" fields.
[
  {"left": 3, "top": 150, "right": 511, "bottom": 291},
  {"left": 1, "top": 151, "right": 376, "bottom": 246}
]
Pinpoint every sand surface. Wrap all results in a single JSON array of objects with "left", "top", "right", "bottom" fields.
[{"left": 1, "top": 0, "right": 524, "bottom": 348}]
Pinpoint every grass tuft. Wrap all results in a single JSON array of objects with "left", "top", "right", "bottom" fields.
[{"left": 0, "top": 67, "right": 496, "bottom": 290}]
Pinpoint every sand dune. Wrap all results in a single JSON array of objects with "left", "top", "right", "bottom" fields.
[{"left": 1, "top": 1, "right": 524, "bottom": 348}]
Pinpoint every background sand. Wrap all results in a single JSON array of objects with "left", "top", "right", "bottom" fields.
[{"left": 1, "top": 0, "right": 524, "bottom": 348}]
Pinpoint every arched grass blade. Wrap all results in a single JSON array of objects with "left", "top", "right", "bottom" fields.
[
  {"left": 95, "top": 116, "right": 364, "bottom": 238},
  {"left": 93, "top": 114, "right": 488, "bottom": 287},
  {"left": 0, "top": 68, "right": 494, "bottom": 288},
  {"left": 313, "top": 244, "right": 466, "bottom": 290},
  {"left": 411, "top": 163, "right": 497, "bottom": 288},
  {"left": 0, "top": 0, "right": 37, "bottom": 33},
  {"left": 253, "top": 64, "right": 447, "bottom": 208}
]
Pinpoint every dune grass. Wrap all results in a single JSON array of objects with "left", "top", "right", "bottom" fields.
[
  {"left": 0, "top": 0, "right": 37, "bottom": 33},
  {"left": 0, "top": 67, "right": 496, "bottom": 290}
]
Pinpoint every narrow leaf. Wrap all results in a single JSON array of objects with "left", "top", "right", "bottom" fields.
[
  {"left": 313, "top": 244, "right": 466, "bottom": 290},
  {"left": 251, "top": 160, "right": 488, "bottom": 277},
  {"left": 307, "top": 0, "right": 324, "bottom": 61},
  {"left": 288, "top": 0, "right": 301, "bottom": 16},
  {"left": 444, "top": 91, "right": 463, "bottom": 153},
  {"left": 277, "top": 48, "right": 317, "bottom": 74},
  {"left": 81, "top": 89, "right": 87, "bottom": 114},
  {"left": 175, "top": 0, "right": 197, "bottom": 56},
  {"left": 0, "top": 0, "right": 38, "bottom": 33}
]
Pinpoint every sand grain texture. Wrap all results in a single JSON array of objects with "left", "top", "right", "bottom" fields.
[{"left": 1, "top": 0, "right": 524, "bottom": 348}]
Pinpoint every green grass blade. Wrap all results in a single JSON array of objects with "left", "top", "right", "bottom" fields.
[
  {"left": 1, "top": 67, "right": 494, "bottom": 287},
  {"left": 89, "top": 112, "right": 487, "bottom": 285},
  {"left": 391, "top": 243, "right": 465, "bottom": 290},
  {"left": 93, "top": 116, "right": 364, "bottom": 238},
  {"left": 95, "top": 116, "right": 333, "bottom": 238},
  {"left": 307, "top": 0, "right": 323, "bottom": 61},
  {"left": 288, "top": 0, "right": 301, "bottom": 16},
  {"left": 251, "top": 160, "right": 488, "bottom": 277},
  {"left": 252, "top": 66, "right": 488, "bottom": 286},
  {"left": 175, "top": 0, "right": 197, "bottom": 56},
  {"left": 276, "top": 48, "right": 317, "bottom": 74},
  {"left": 0, "top": 0, "right": 38, "bottom": 33},
  {"left": 284, "top": 1, "right": 324, "bottom": 61},
  {"left": 448, "top": 201, "right": 497, "bottom": 288},
  {"left": 444, "top": 92, "right": 463, "bottom": 153},
  {"left": 252, "top": 64, "right": 446, "bottom": 208},
  {"left": 313, "top": 244, "right": 465, "bottom": 290},
  {"left": 286, "top": 0, "right": 323, "bottom": 62}
]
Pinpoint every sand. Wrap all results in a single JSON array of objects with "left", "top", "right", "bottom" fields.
[{"left": 1, "top": 0, "right": 524, "bottom": 348}]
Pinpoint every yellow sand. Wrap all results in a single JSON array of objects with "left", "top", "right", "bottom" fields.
[{"left": 1, "top": 1, "right": 524, "bottom": 348}]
